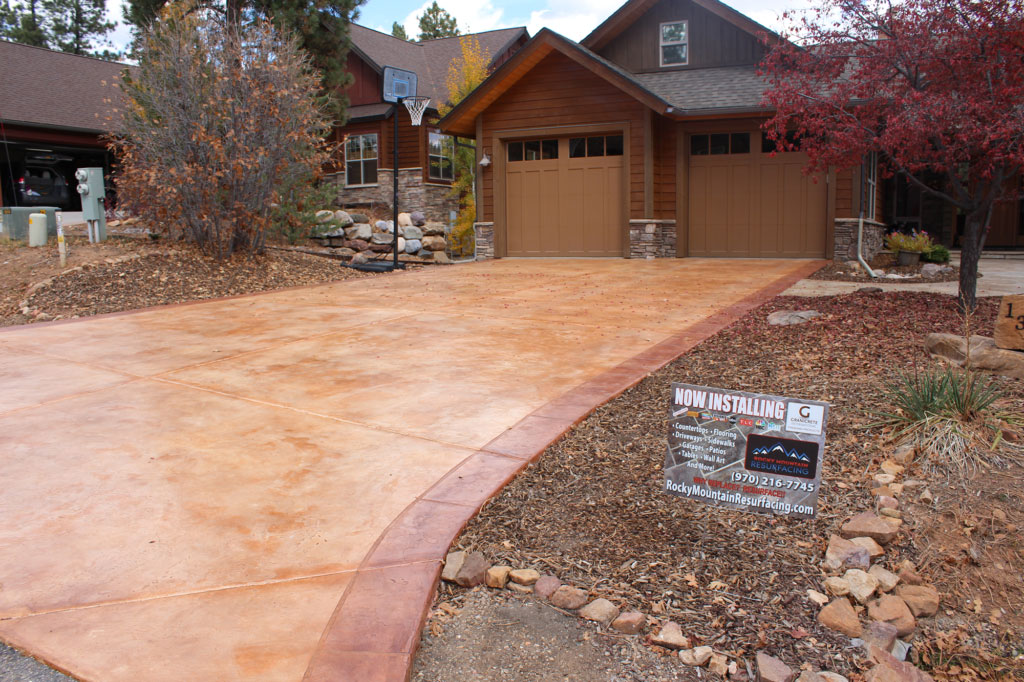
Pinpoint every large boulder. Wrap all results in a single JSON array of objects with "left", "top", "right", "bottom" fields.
[
  {"left": 421, "top": 235, "right": 447, "bottom": 251},
  {"left": 397, "top": 212, "right": 413, "bottom": 227},
  {"left": 405, "top": 239, "right": 422, "bottom": 254},
  {"left": 925, "top": 333, "right": 1024, "bottom": 380},
  {"left": 345, "top": 223, "right": 372, "bottom": 241},
  {"left": 349, "top": 212, "right": 369, "bottom": 223},
  {"left": 315, "top": 209, "right": 335, "bottom": 224},
  {"left": 410, "top": 210, "right": 426, "bottom": 226},
  {"left": 402, "top": 225, "right": 423, "bottom": 240},
  {"left": 371, "top": 231, "right": 395, "bottom": 245},
  {"left": 333, "top": 210, "right": 353, "bottom": 228},
  {"left": 423, "top": 222, "right": 446, "bottom": 236},
  {"left": 767, "top": 310, "right": 822, "bottom": 326}
]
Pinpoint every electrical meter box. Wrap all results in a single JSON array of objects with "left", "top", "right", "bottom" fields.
[
  {"left": 0, "top": 206, "right": 60, "bottom": 241},
  {"left": 75, "top": 167, "right": 106, "bottom": 241}
]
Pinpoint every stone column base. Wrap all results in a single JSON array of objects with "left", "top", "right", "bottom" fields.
[
  {"left": 628, "top": 219, "right": 677, "bottom": 259},
  {"left": 834, "top": 218, "right": 886, "bottom": 262},
  {"left": 474, "top": 222, "right": 495, "bottom": 260}
]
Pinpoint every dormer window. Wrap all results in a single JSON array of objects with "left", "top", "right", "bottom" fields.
[{"left": 660, "top": 21, "right": 688, "bottom": 66}]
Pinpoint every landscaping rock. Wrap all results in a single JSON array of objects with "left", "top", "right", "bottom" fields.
[
  {"left": 864, "top": 645, "right": 935, "bottom": 682},
  {"left": 402, "top": 225, "right": 423, "bottom": 240},
  {"left": 333, "top": 210, "right": 353, "bottom": 227},
  {"left": 508, "top": 582, "right": 533, "bottom": 594},
  {"left": 441, "top": 551, "right": 466, "bottom": 583},
  {"left": 579, "top": 598, "right": 619, "bottom": 625},
  {"left": 894, "top": 585, "right": 939, "bottom": 618},
  {"left": 709, "top": 653, "right": 729, "bottom": 677},
  {"left": 397, "top": 237, "right": 406, "bottom": 253},
  {"left": 422, "top": 235, "right": 447, "bottom": 251},
  {"left": 509, "top": 568, "right": 541, "bottom": 586},
  {"left": 880, "top": 508, "right": 902, "bottom": 519},
  {"left": 807, "top": 589, "right": 829, "bottom": 606},
  {"left": 345, "top": 223, "right": 371, "bottom": 240},
  {"left": 371, "top": 231, "right": 395, "bottom": 245},
  {"left": 349, "top": 212, "right": 368, "bottom": 223},
  {"left": 350, "top": 252, "right": 368, "bottom": 265},
  {"left": 849, "top": 536, "right": 885, "bottom": 560},
  {"left": 925, "top": 333, "right": 1024, "bottom": 380},
  {"left": 405, "top": 239, "right": 422, "bottom": 254},
  {"left": 550, "top": 585, "right": 588, "bottom": 610},
  {"left": 398, "top": 212, "right": 413, "bottom": 227},
  {"left": 921, "top": 263, "right": 951, "bottom": 277},
  {"left": 818, "top": 598, "right": 862, "bottom": 637},
  {"left": 861, "top": 620, "right": 899, "bottom": 654},
  {"left": 410, "top": 210, "right": 426, "bottom": 226},
  {"left": 685, "top": 646, "right": 714, "bottom": 666},
  {"left": 767, "top": 310, "right": 821, "bottom": 326},
  {"left": 826, "top": 534, "right": 871, "bottom": 571},
  {"left": 454, "top": 552, "right": 489, "bottom": 587},
  {"left": 841, "top": 512, "right": 901, "bottom": 544},
  {"left": 334, "top": 247, "right": 356, "bottom": 258},
  {"left": 423, "top": 222, "right": 445, "bottom": 236},
  {"left": 796, "top": 673, "right": 825, "bottom": 682},
  {"left": 844, "top": 569, "right": 880, "bottom": 604},
  {"left": 892, "top": 444, "right": 916, "bottom": 465},
  {"left": 756, "top": 652, "right": 795, "bottom": 682},
  {"left": 347, "top": 238, "right": 369, "bottom": 251},
  {"left": 315, "top": 209, "right": 335, "bottom": 223},
  {"left": 868, "top": 595, "right": 916, "bottom": 637},
  {"left": 374, "top": 220, "right": 394, "bottom": 233},
  {"left": 869, "top": 565, "right": 900, "bottom": 592},
  {"left": 432, "top": 250, "right": 451, "bottom": 264},
  {"left": 873, "top": 473, "right": 897, "bottom": 485},
  {"left": 824, "top": 577, "right": 851, "bottom": 597},
  {"left": 417, "top": 248, "right": 432, "bottom": 258},
  {"left": 533, "top": 575, "right": 561, "bottom": 599},
  {"left": 485, "top": 565, "right": 511, "bottom": 589},
  {"left": 880, "top": 461, "right": 905, "bottom": 476},
  {"left": 817, "top": 673, "right": 849, "bottom": 682},
  {"left": 650, "top": 621, "right": 689, "bottom": 649},
  {"left": 897, "top": 561, "right": 925, "bottom": 586},
  {"left": 877, "top": 495, "right": 899, "bottom": 510},
  {"left": 611, "top": 611, "right": 646, "bottom": 635}
]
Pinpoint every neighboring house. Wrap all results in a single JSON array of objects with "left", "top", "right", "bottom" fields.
[
  {"left": 440, "top": 0, "right": 1021, "bottom": 259},
  {"left": 329, "top": 24, "right": 529, "bottom": 220},
  {"left": 0, "top": 40, "right": 125, "bottom": 210}
]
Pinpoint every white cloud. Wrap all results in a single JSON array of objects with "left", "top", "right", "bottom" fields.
[
  {"left": 104, "top": 0, "right": 133, "bottom": 57},
  {"left": 524, "top": 0, "right": 621, "bottom": 41},
  {"left": 401, "top": 0, "right": 506, "bottom": 39}
]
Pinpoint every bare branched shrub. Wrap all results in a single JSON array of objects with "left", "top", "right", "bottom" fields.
[{"left": 109, "top": 6, "right": 333, "bottom": 259}]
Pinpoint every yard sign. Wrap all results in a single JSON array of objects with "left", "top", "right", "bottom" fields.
[{"left": 664, "top": 383, "right": 829, "bottom": 519}]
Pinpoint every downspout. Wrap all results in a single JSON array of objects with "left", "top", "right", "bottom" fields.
[{"left": 857, "top": 160, "right": 878, "bottom": 278}]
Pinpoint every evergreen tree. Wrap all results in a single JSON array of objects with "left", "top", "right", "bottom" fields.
[
  {"left": 390, "top": 19, "right": 406, "bottom": 40},
  {"left": 44, "top": 0, "right": 114, "bottom": 54},
  {"left": 1, "top": 0, "right": 49, "bottom": 47},
  {"left": 416, "top": 1, "right": 456, "bottom": 40}
]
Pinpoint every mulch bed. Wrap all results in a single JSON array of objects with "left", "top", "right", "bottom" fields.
[
  {"left": 811, "top": 253, "right": 959, "bottom": 283},
  {"left": 6, "top": 242, "right": 379, "bottom": 325},
  {"left": 443, "top": 292, "right": 1023, "bottom": 679}
]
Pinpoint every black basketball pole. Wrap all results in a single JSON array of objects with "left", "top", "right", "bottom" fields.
[{"left": 393, "top": 98, "right": 400, "bottom": 271}]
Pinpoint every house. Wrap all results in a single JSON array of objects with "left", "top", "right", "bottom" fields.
[
  {"left": 0, "top": 40, "right": 124, "bottom": 210},
  {"left": 329, "top": 24, "right": 529, "bottom": 220},
  {"left": 439, "top": 0, "right": 1021, "bottom": 258}
]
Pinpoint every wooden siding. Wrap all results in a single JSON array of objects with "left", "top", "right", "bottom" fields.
[
  {"left": 835, "top": 161, "right": 884, "bottom": 223},
  {"left": 596, "top": 0, "right": 766, "bottom": 73},
  {"left": 653, "top": 114, "right": 676, "bottom": 218},
  {"left": 344, "top": 53, "right": 382, "bottom": 107},
  {"left": 480, "top": 51, "right": 648, "bottom": 224},
  {"left": 380, "top": 107, "right": 423, "bottom": 170}
]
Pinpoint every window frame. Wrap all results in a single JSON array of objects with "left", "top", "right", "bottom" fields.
[
  {"left": 864, "top": 151, "right": 878, "bottom": 219},
  {"left": 659, "top": 20, "right": 688, "bottom": 68},
  {"left": 428, "top": 130, "right": 456, "bottom": 182},
  {"left": 345, "top": 133, "right": 378, "bottom": 187}
]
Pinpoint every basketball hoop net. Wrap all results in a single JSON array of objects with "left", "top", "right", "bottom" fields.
[{"left": 402, "top": 96, "right": 431, "bottom": 126}]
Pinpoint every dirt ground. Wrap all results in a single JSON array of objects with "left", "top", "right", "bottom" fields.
[
  {"left": 416, "top": 292, "right": 1023, "bottom": 681},
  {"left": 0, "top": 234, "right": 373, "bottom": 327}
]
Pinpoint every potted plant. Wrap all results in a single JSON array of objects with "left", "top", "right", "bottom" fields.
[{"left": 885, "top": 230, "right": 934, "bottom": 266}]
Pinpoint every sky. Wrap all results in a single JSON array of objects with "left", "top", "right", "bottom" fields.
[{"left": 101, "top": 0, "right": 817, "bottom": 56}]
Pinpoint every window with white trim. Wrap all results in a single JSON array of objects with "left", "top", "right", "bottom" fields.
[
  {"left": 864, "top": 151, "right": 878, "bottom": 219},
  {"left": 660, "top": 21, "right": 688, "bottom": 67},
  {"left": 428, "top": 131, "right": 455, "bottom": 181},
  {"left": 345, "top": 133, "right": 378, "bottom": 186}
]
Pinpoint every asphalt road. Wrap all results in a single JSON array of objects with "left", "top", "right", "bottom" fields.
[{"left": 0, "top": 643, "right": 74, "bottom": 682}]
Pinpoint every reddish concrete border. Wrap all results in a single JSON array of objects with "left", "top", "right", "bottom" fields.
[{"left": 301, "top": 259, "right": 826, "bottom": 682}]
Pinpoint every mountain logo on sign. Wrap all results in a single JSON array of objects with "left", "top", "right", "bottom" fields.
[{"left": 751, "top": 442, "right": 811, "bottom": 463}]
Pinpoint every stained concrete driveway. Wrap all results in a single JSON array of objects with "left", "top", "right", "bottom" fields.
[{"left": 0, "top": 258, "right": 819, "bottom": 682}]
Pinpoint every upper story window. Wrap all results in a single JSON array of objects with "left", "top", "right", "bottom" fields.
[
  {"left": 660, "top": 21, "right": 688, "bottom": 67},
  {"left": 429, "top": 131, "right": 455, "bottom": 181},
  {"left": 345, "top": 133, "right": 378, "bottom": 186}
]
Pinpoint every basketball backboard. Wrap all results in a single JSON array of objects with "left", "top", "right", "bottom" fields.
[{"left": 383, "top": 66, "right": 418, "bottom": 103}]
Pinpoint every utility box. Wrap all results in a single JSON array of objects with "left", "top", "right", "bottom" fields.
[
  {"left": 75, "top": 167, "right": 107, "bottom": 241},
  {"left": 0, "top": 206, "right": 60, "bottom": 241}
]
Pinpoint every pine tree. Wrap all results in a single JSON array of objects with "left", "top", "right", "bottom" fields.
[
  {"left": 390, "top": 20, "right": 407, "bottom": 40},
  {"left": 416, "top": 1, "right": 456, "bottom": 40},
  {"left": 1, "top": 0, "right": 49, "bottom": 47},
  {"left": 44, "top": 0, "right": 114, "bottom": 54}
]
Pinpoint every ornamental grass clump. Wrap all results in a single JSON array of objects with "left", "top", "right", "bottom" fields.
[{"left": 885, "top": 230, "right": 935, "bottom": 254}]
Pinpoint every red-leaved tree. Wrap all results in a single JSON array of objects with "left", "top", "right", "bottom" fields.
[{"left": 760, "top": 0, "right": 1024, "bottom": 311}]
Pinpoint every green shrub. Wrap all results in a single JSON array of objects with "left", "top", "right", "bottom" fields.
[
  {"left": 885, "top": 230, "right": 934, "bottom": 253},
  {"left": 922, "top": 243, "right": 950, "bottom": 263}
]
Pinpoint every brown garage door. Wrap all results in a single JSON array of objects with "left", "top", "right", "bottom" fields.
[
  {"left": 688, "top": 132, "right": 826, "bottom": 258},
  {"left": 505, "top": 135, "right": 624, "bottom": 257}
]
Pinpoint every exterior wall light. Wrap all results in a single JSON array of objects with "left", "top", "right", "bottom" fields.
[{"left": 479, "top": 152, "right": 492, "bottom": 167}]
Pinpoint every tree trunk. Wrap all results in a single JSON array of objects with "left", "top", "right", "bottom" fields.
[{"left": 958, "top": 206, "right": 989, "bottom": 313}]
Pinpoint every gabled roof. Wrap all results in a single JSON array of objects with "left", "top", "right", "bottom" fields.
[
  {"left": 581, "top": 0, "right": 780, "bottom": 52},
  {"left": 439, "top": 28, "right": 674, "bottom": 137},
  {"left": 0, "top": 40, "right": 127, "bottom": 133},
  {"left": 348, "top": 24, "right": 528, "bottom": 107},
  {"left": 635, "top": 65, "right": 770, "bottom": 114}
]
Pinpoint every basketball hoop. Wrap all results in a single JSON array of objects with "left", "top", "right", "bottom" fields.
[{"left": 402, "top": 96, "right": 431, "bottom": 127}]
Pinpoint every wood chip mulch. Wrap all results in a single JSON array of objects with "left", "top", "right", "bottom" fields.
[
  {"left": 810, "top": 253, "right": 959, "bottom": 283},
  {"left": 446, "top": 291, "right": 1022, "bottom": 679},
  {"left": 8, "top": 241, "right": 378, "bottom": 325}
]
